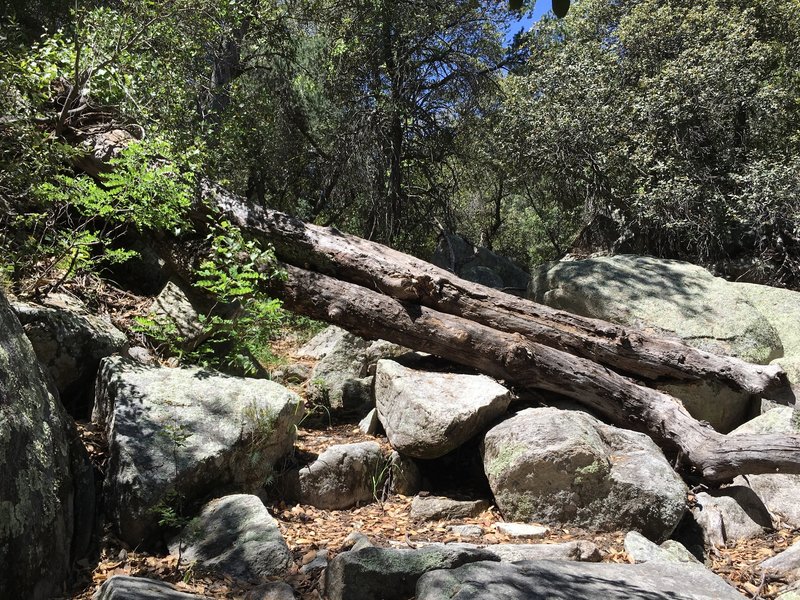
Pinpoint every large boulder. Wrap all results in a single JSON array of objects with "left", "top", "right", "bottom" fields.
[
  {"left": 305, "top": 327, "right": 371, "bottom": 412},
  {"left": 283, "top": 442, "right": 385, "bottom": 510},
  {"left": 730, "top": 408, "right": 800, "bottom": 528},
  {"left": 300, "top": 326, "right": 410, "bottom": 414},
  {"left": 528, "top": 255, "right": 783, "bottom": 431},
  {"left": 324, "top": 545, "right": 500, "bottom": 600},
  {"left": 735, "top": 282, "right": 800, "bottom": 387},
  {"left": 92, "top": 576, "right": 206, "bottom": 600},
  {"left": 482, "top": 407, "right": 687, "bottom": 540},
  {"left": 415, "top": 559, "right": 744, "bottom": 600},
  {"left": 375, "top": 359, "right": 511, "bottom": 459},
  {"left": 94, "top": 356, "right": 303, "bottom": 548},
  {"left": 0, "top": 289, "right": 94, "bottom": 600},
  {"left": 170, "top": 494, "right": 291, "bottom": 582},
  {"left": 432, "top": 233, "right": 530, "bottom": 293},
  {"left": 12, "top": 292, "right": 127, "bottom": 416}
]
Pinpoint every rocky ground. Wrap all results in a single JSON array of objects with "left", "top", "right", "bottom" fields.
[
  {"left": 6, "top": 269, "right": 796, "bottom": 600},
  {"left": 63, "top": 339, "right": 799, "bottom": 600}
]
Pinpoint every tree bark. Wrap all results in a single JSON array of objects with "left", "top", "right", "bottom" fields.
[
  {"left": 202, "top": 183, "right": 788, "bottom": 399},
  {"left": 269, "top": 263, "right": 800, "bottom": 483}
]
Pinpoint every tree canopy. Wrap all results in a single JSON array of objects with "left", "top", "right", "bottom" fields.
[{"left": 1, "top": 0, "right": 799, "bottom": 291}]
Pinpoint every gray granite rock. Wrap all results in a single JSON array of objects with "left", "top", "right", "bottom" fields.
[
  {"left": 483, "top": 407, "right": 687, "bottom": 540},
  {"left": 170, "top": 494, "right": 291, "bottom": 582},
  {"left": 359, "top": 408, "right": 380, "bottom": 435},
  {"left": 284, "top": 442, "right": 386, "bottom": 509},
  {"left": 12, "top": 292, "right": 127, "bottom": 416},
  {"left": 92, "top": 575, "right": 206, "bottom": 599},
  {"left": 760, "top": 539, "right": 800, "bottom": 581},
  {"left": 488, "top": 541, "right": 601, "bottom": 562},
  {"left": 296, "top": 325, "right": 347, "bottom": 360},
  {"left": 94, "top": 357, "right": 302, "bottom": 548},
  {"left": 448, "top": 525, "right": 483, "bottom": 538},
  {"left": 529, "top": 255, "right": 783, "bottom": 431},
  {"left": 692, "top": 487, "right": 773, "bottom": 546},
  {"left": 306, "top": 328, "right": 373, "bottom": 412},
  {"left": 0, "top": 289, "right": 94, "bottom": 600},
  {"left": 624, "top": 531, "right": 700, "bottom": 564},
  {"left": 431, "top": 233, "right": 530, "bottom": 293},
  {"left": 735, "top": 282, "right": 800, "bottom": 387},
  {"left": 149, "top": 278, "right": 209, "bottom": 349},
  {"left": 243, "top": 582, "right": 296, "bottom": 600},
  {"left": 731, "top": 408, "right": 800, "bottom": 528},
  {"left": 389, "top": 451, "right": 421, "bottom": 496},
  {"left": 416, "top": 559, "right": 744, "bottom": 599},
  {"left": 376, "top": 359, "right": 511, "bottom": 459},
  {"left": 495, "top": 522, "right": 549, "bottom": 539},
  {"left": 776, "top": 586, "right": 800, "bottom": 600},
  {"left": 325, "top": 545, "right": 500, "bottom": 600},
  {"left": 410, "top": 496, "right": 490, "bottom": 521}
]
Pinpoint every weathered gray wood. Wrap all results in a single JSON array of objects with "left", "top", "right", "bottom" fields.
[
  {"left": 269, "top": 263, "right": 800, "bottom": 483},
  {"left": 203, "top": 183, "right": 788, "bottom": 399}
]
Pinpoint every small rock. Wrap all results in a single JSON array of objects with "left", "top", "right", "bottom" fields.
[
  {"left": 494, "top": 523, "right": 549, "bottom": 539},
  {"left": 624, "top": 531, "right": 699, "bottom": 564},
  {"left": 692, "top": 487, "right": 773, "bottom": 546},
  {"left": 448, "top": 525, "right": 483, "bottom": 538},
  {"left": 488, "top": 541, "right": 601, "bottom": 562},
  {"left": 389, "top": 451, "right": 421, "bottom": 496},
  {"left": 300, "top": 549, "right": 328, "bottom": 576},
  {"left": 243, "top": 582, "right": 296, "bottom": 600},
  {"left": 410, "top": 496, "right": 490, "bottom": 521},
  {"left": 342, "top": 531, "right": 374, "bottom": 551},
  {"left": 359, "top": 408, "right": 380, "bottom": 435}
]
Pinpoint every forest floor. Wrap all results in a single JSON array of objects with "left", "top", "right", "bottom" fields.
[{"left": 65, "top": 329, "right": 799, "bottom": 600}]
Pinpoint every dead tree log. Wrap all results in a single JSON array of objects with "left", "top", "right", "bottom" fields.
[
  {"left": 56, "top": 97, "right": 799, "bottom": 485},
  {"left": 269, "top": 264, "right": 800, "bottom": 483},
  {"left": 203, "top": 183, "right": 788, "bottom": 399}
]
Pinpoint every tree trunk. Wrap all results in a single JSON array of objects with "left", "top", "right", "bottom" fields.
[
  {"left": 202, "top": 183, "right": 788, "bottom": 399},
  {"left": 267, "top": 263, "right": 800, "bottom": 483}
]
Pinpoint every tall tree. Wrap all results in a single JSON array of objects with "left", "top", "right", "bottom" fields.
[
  {"left": 497, "top": 0, "right": 800, "bottom": 286},
  {"left": 309, "top": 0, "right": 510, "bottom": 248}
]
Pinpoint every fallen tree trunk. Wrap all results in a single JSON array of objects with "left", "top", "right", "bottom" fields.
[
  {"left": 269, "top": 263, "right": 800, "bottom": 483},
  {"left": 203, "top": 183, "right": 788, "bottom": 399},
  {"left": 52, "top": 93, "right": 799, "bottom": 486}
]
